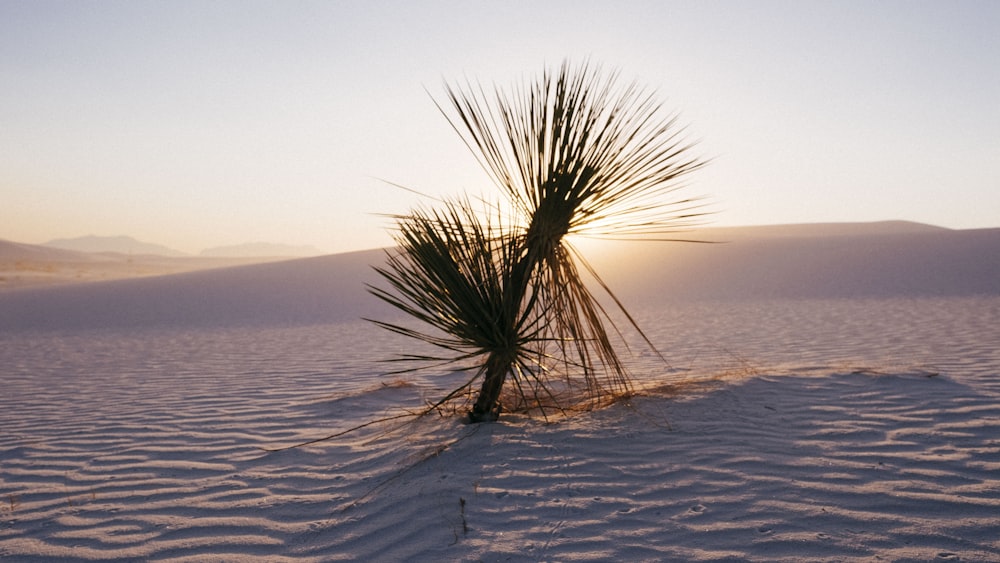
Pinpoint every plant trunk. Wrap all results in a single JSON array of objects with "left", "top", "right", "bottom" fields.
[
  {"left": 469, "top": 352, "right": 511, "bottom": 422},
  {"left": 468, "top": 205, "right": 573, "bottom": 423}
]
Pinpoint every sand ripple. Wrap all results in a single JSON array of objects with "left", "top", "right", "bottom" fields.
[
  {"left": 2, "top": 297, "right": 999, "bottom": 561},
  {"left": 292, "top": 371, "right": 999, "bottom": 562}
]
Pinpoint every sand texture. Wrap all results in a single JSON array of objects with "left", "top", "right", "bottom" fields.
[{"left": 2, "top": 223, "right": 999, "bottom": 561}]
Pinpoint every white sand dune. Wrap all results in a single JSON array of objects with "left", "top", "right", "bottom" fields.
[
  {"left": 591, "top": 222, "right": 1000, "bottom": 302},
  {"left": 2, "top": 222, "right": 999, "bottom": 561},
  {"left": 0, "top": 249, "right": 388, "bottom": 331},
  {"left": 2, "top": 222, "right": 998, "bottom": 332}
]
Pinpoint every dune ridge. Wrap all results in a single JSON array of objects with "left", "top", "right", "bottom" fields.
[
  {"left": 2, "top": 223, "right": 998, "bottom": 332},
  {"left": 592, "top": 223, "right": 1000, "bottom": 302}
]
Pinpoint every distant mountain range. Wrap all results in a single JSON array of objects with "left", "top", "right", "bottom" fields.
[
  {"left": 44, "top": 235, "right": 189, "bottom": 257},
  {"left": 38, "top": 222, "right": 942, "bottom": 259},
  {"left": 41, "top": 235, "right": 323, "bottom": 258}
]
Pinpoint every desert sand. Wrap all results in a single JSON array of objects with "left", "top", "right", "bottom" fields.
[{"left": 1, "top": 222, "right": 999, "bottom": 561}]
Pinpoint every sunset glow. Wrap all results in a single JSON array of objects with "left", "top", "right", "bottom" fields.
[{"left": 2, "top": 1, "right": 998, "bottom": 254}]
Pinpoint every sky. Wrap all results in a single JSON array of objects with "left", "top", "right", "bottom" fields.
[{"left": 2, "top": 0, "right": 998, "bottom": 255}]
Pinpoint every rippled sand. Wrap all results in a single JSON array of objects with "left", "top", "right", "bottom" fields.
[{"left": 2, "top": 296, "right": 998, "bottom": 561}]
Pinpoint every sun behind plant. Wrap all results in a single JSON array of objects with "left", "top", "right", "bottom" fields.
[{"left": 369, "top": 60, "right": 708, "bottom": 422}]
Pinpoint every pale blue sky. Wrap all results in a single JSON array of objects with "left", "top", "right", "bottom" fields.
[{"left": 2, "top": 0, "right": 998, "bottom": 254}]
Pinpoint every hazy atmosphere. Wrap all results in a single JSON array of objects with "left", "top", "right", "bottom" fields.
[{"left": 3, "top": 0, "right": 998, "bottom": 254}]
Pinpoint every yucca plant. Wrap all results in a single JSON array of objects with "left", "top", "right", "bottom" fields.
[{"left": 369, "top": 61, "right": 708, "bottom": 422}]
